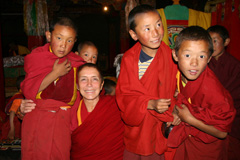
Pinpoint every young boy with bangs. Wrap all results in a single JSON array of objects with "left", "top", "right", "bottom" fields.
[
  {"left": 20, "top": 17, "right": 85, "bottom": 160},
  {"left": 167, "top": 26, "right": 236, "bottom": 160},
  {"left": 116, "top": 4, "right": 179, "bottom": 159}
]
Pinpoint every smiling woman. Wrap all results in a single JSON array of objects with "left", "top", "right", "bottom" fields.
[{"left": 71, "top": 63, "right": 124, "bottom": 160}]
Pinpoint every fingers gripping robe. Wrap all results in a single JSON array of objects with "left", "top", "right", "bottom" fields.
[{"left": 148, "top": 98, "right": 171, "bottom": 113}]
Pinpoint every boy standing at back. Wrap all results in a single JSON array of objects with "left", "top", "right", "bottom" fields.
[
  {"left": 116, "top": 4, "right": 179, "bottom": 159},
  {"left": 20, "top": 17, "right": 85, "bottom": 160},
  {"left": 75, "top": 41, "right": 98, "bottom": 64},
  {"left": 207, "top": 25, "right": 240, "bottom": 160},
  {"left": 168, "top": 26, "right": 236, "bottom": 160}
]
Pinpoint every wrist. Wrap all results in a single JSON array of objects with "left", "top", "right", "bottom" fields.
[
  {"left": 17, "top": 107, "right": 25, "bottom": 119},
  {"left": 147, "top": 100, "right": 153, "bottom": 109}
]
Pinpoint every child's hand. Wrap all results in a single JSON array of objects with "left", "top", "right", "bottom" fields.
[
  {"left": 175, "top": 104, "right": 195, "bottom": 125},
  {"left": 20, "top": 99, "right": 36, "bottom": 114},
  {"left": 148, "top": 99, "right": 171, "bottom": 113},
  {"left": 171, "top": 111, "right": 181, "bottom": 126},
  {"left": 52, "top": 59, "right": 72, "bottom": 77}
]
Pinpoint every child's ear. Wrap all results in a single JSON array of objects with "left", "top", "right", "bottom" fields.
[
  {"left": 75, "top": 51, "right": 79, "bottom": 56},
  {"left": 224, "top": 38, "right": 230, "bottom": 47},
  {"left": 129, "top": 30, "right": 138, "bottom": 41},
  {"left": 45, "top": 31, "right": 51, "bottom": 42},
  {"left": 172, "top": 49, "right": 178, "bottom": 62}
]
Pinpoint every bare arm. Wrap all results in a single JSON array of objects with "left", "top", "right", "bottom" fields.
[
  {"left": 147, "top": 99, "right": 171, "bottom": 113},
  {"left": 176, "top": 104, "right": 227, "bottom": 139},
  {"left": 8, "top": 111, "right": 15, "bottom": 139},
  {"left": 38, "top": 59, "right": 72, "bottom": 93}
]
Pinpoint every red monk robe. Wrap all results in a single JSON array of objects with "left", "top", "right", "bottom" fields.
[
  {"left": 1, "top": 91, "right": 24, "bottom": 140},
  {"left": 71, "top": 95, "right": 124, "bottom": 160},
  {"left": 116, "top": 42, "right": 178, "bottom": 156},
  {"left": 168, "top": 67, "right": 236, "bottom": 160},
  {"left": 21, "top": 43, "right": 85, "bottom": 160},
  {"left": 208, "top": 51, "right": 240, "bottom": 159}
]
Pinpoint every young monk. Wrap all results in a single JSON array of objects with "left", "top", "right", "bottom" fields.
[
  {"left": 75, "top": 41, "right": 98, "bottom": 64},
  {"left": 1, "top": 75, "right": 25, "bottom": 140},
  {"left": 20, "top": 17, "right": 85, "bottom": 160},
  {"left": 168, "top": 26, "right": 236, "bottom": 160},
  {"left": 116, "top": 4, "right": 179, "bottom": 159},
  {"left": 207, "top": 25, "right": 240, "bottom": 160},
  {"left": 71, "top": 63, "right": 124, "bottom": 159}
]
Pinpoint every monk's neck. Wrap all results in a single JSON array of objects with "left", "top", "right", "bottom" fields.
[
  {"left": 83, "top": 98, "right": 99, "bottom": 112},
  {"left": 213, "top": 51, "right": 224, "bottom": 61}
]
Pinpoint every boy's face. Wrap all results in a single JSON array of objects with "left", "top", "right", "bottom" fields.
[
  {"left": 78, "top": 45, "right": 98, "bottom": 64},
  {"left": 209, "top": 32, "right": 226, "bottom": 59},
  {"left": 172, "top": 40, "right": 211, "bottom": 83},
  {"left": 46, "top": 24, "right": 77, "bottom": 58},
  {"left": 129, "top": 11, "right": 164, "bottom": 56}
]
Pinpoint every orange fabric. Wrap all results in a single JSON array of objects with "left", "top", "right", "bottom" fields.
[
  {"left": 9, "top": 99, "right": 22, "bottom": 113},
  {"left": 5, "top": 91, "right": 24, "bottom": 114},
  {"left": 116, "top": 42, "right": 177, "bottom": 156}
]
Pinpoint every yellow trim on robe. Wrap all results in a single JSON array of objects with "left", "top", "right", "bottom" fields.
[
  {"left": 36, "top": 67, "right": 78, "bottom": 106},
  {"left": 60, "top": 106, "right": 71, "bottom": 109},
  {"left": 77, "top": 99, "right": 83, "bottom": 126},
  {"left": 68, "top": 67, "right": 77, "bottom": 105},
  {"left": 157, "top": 9, "right": 169, "bottom": 46},
  {"left": 176, "top": 71, "right": 181, "bottom": 93},
  {"left": 36, "top": 46, "right": 77, "bottom": 105},
  {"left": 188, "top": 9, "right": 211, "bottom": 30},
  {"left": 49, "top": 45, "right": 52, "bottom": 53},
  {"left": 176, "top": 71, "right": 192, "bottom": 104},
  {"left": 36, "top": 91, "right": 42, "bottom": 99}
]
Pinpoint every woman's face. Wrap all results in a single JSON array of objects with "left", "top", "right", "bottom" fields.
[{"left": 78, "top": 66, "right": 103, "bottom": 102}]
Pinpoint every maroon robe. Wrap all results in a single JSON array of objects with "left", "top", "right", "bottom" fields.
[
  {"left": 21, "top": 43, "right": 85, "bottom": 160},
  {"left": 71, "top": 95, "right": 124, "bottom": 160},
  {"left": 116, "top": 42, "right": 178, "bottom": 157},
  {"left": 168, "top": 67, "right": 236, "bottom": 160},
  {"left": 209, "top": 51, "right": 240, "bottom": 139},
  {"left": 209, "top": 51, "right": 240, "bottom": 159}
]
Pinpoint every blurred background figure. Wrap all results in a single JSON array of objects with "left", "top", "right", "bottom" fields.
[
  {"left": 103, "top": 78, "right": 116, "bottom": 96},
  {"left": 8, "top": 41, "right": 30, "bottom": 57}
]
